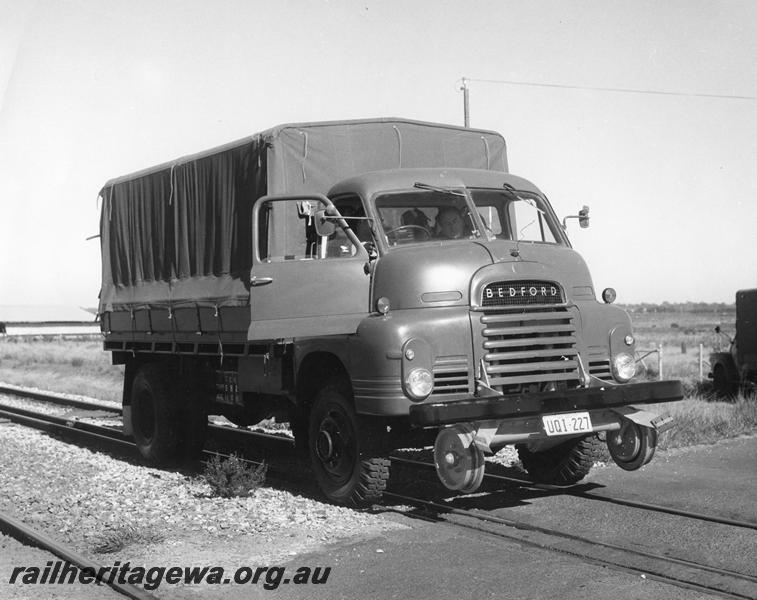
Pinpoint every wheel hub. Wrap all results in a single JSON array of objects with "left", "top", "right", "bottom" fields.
[
  {"left": 316, "top": 428, "right": 335, "bottom": 462},
  {"left": 607, "top": 420, "right": 641, "bottom": 462},
  {"left": 433, "top": 424, "right": 485, "bottom": 493}
]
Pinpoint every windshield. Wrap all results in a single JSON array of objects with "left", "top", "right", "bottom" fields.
[
  {"left": 374, "top": 190, "right": 481, "bottom": 247},
  {"left": 470, "top": 188, "right": 564, "bottom": 244}
]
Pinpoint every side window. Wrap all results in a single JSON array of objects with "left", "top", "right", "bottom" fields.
[
  {"left": 257, "top": 198, "right": 366, "bottom": 262},
  {"left": 328, "top": 195, "right": 373, "bottom": 256},
  {"left": 509, "top": 200, "right": 557, "bottom": 243}
]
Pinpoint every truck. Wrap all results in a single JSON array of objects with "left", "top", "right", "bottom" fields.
[
  {"left": 710, "top": 288, "right": 757, "bottom": 398},
  {"left": 98, "top": 118, "right": 683, "bottom": 504}
]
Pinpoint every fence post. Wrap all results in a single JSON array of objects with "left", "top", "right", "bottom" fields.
[
  {"left": 699, "top": 343, "right": 704, "bottom": 381},
  {"left": 657, "top": 344, "right": 663, "bottom": 381}
]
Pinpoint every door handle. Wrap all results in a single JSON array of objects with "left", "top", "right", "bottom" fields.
[{"left": 250, "top": 276, "right": 274, "bottom": 286}]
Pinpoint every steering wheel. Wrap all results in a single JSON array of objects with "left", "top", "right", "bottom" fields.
[{"left": 385, "top": 225, "right": 431, "bottom": 243}]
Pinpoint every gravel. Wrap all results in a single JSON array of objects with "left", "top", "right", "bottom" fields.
[
  {"left": 0, "top": 533, "right": 123, "bottom": 600},
  {"left": 0, "top": 422, "right": 404, "bottom": 568}
]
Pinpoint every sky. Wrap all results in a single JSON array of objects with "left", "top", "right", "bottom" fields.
[{"left": 1, "top": 0, "right": 756, "bottom": 309}]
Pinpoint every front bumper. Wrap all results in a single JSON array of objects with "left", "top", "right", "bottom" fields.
[{"left": 409, "top": 380, "right": 683, "bottom": 428}]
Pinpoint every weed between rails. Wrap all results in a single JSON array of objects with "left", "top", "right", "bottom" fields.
[
  {"left": 203, "top": 454, "right": 267, "bottom": 498},
  {"left": 92, "top": 523, "right": 165, "bottom": 554}
]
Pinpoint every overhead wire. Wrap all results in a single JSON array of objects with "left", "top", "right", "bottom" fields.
[{"left": 460, "top": 77, "right": 757, "bottom": 101}]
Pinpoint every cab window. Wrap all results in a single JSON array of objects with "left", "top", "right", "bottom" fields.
[
  {"left": 470, "top": 189, "right": 562, "bottom": 244},
  {"left": 374, "top": 190, "right": 480, "bottom": 246}
]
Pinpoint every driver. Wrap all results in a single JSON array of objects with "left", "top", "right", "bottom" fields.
[{"left": 435, "top": 206, "right": 466, "bottom": 239}]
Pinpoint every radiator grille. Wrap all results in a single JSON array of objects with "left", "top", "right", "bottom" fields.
[
  {"left": 479, "top": 306, "right": 579, "bottom": 392},
  {"left": 432, "top": 356, "right": 469, "bottom": 395},
  {"left": 589, "top": 359, "right": 613, "bottom": 379},
  {"left": 482, "top": 280, "right": 563, "bottom": 307}
]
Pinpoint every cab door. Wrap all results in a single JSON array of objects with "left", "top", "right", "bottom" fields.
[{"left": 248, "top": 194, "right": 371, "bottom": 341}]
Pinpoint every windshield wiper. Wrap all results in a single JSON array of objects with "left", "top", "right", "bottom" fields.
[{"left": 413, "top": 182, "right": 467, "bottom": 197}]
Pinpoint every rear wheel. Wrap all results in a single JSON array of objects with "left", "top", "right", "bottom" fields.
[
  {"left": 308, "top": 379, "right": 389, "bottom": 505},
  {"left": 131, "top": 363, "right": 181, "bottom": 463},
  {"left": 130, "top": 362, "right": 208, "bottom": 463},
  {"left": 517, "top": 434, "right": 602, "bottom": 485}
]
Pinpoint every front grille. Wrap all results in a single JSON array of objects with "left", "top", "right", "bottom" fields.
[
  {"left": 589, "top": 359, "right": 613, "bottom": 379},
  {"left": 482, "top": 280, "right": 563, "bottom": 307},
  {"left": 432, "top": 356, "right": 469, "bottom": 395},
  {"left": 479, "top": 306, "right": 579, "bottom": 392}
]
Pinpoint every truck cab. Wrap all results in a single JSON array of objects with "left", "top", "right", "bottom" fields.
[{"left": 247, "top": 167, "right": 681, "bottom": 501}]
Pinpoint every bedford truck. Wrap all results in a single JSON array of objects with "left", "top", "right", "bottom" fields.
[{"left": 98, "top": 118, "right": 682, "bottom": 504}]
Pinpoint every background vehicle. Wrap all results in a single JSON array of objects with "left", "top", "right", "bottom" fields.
[
  {"left": 710, "top": 288, "right": 757, "bottom": 398},
  {"left": 98, "top": 118, "right": 682, "bottom": 504}
]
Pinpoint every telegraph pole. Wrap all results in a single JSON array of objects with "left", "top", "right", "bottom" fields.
[{"left": 460, "top": 77, "right": 470, "bottom": 128}]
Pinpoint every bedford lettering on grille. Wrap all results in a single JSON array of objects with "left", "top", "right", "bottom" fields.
[{"left": 482, "top": 280, "right": 564, "bottom": 307}]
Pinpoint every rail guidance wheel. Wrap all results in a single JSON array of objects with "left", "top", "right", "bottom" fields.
[
  {"left": 130, "top": 363, "right": 181, "bottom": 464},
  {"left": 308, "top": 380, "right": 388, "bottom": 505},
  {"left": 433, "top": 424, "right": 485, "bottom": 493},
  {"left": 606, "top": 418, "right": 657, "bottom": 471}
]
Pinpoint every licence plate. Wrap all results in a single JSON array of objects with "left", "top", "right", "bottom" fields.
[{"left": 542, "top": 412, "right": 593, "bottom": 437}]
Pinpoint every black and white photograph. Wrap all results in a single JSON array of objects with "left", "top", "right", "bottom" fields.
[{"left": 1, "top": 1, "right": 756, "bottom": 598}]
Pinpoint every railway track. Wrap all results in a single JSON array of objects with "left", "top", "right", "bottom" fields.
[
  {"left": 0, "top": 383, "right": 295, "bottom": 452},
  {"left": 381, "top": 490, "right": 757, "bottom": 600},
  {"left": 0, "top": 510, "right": 157, "bottom": 600},
  {"left": 390, "top": 455, "right": 757, "bottom": 532},
  {"left": 2, "top": 384, "right": 756, "bottom": 599}
]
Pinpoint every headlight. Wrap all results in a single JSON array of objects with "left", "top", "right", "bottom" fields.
[
  {"left": 405, "top": 368, "right": 433, "bottom": 400},
  {"left": 612, "top": 352, "right": 636, "bottom": 382}
]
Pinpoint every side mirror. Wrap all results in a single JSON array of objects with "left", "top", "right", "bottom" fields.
[
  {"left": 314, "top": 209, "right": 337, "bottom": 237},
  {"left": 562, "top": 205, "right": 590, "bottom": 229},
  {"left": 578, "top": 205, "right": 590, "bottom": 228}
]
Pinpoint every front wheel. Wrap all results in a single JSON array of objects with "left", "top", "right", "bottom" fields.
[
  {"left": 308, "top": 380, "right": 389, "bottom": 505},
  {"left": 516, "top": 434, "right": 602, "bottom": 485}
]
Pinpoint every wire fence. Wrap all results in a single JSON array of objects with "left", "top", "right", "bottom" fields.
[{"left": 636, "top": 344, "right": 711, "bottom": 381}]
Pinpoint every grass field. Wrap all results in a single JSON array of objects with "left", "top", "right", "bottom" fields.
[
  {"left": 627, "top": 306, "right": 736, "bottom": 389},
  {"left": 0, "top": 305, "right": 754, "bottom": 451},
  {"left": 0, "top": 337, "right": 123, "bottom": 403}
]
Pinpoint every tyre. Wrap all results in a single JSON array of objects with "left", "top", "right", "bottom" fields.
[
  {"left": 131, "top": 363, "right": 181, "bottom": 463},
  {"left": 712, "top": 364, "right": 737, "bottom": 400},
  {"left": 516, "top": 434, "right": 602, "bottom": 485},
  {"left": 308, "top": 379, "right": 389, "bottom": 505},
  {"left": 131, "top": 362, "right": 208, "bottom": 463}
]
